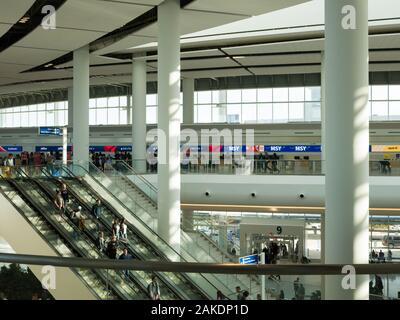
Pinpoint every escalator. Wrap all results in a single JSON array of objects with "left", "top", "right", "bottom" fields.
[
  {"left": 1, "top": 170, "right": 148, "bottom": 300},
  {"left": 44, "top": 166, "right": 209, "bottom": 300},
  {"left": 30, "top": 169, "right": 183, "bottom": 300},
  {"left": 99, "top": 161, "right": 252, "bottom": 294}
]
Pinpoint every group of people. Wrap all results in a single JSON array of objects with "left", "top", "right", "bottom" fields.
[
  {"left": 293, "top": 277, "right": 306, "bottom": 300},
  {"left": 52, "top": 181, "right": 162, "bottom": 300},
  {"left": 259, "top": 241, "right": 282, "bottom": 265},
  {"left": 370, "top": 275, "right": 384, "bottom": 298},
  {"left": 91, "top": 153, "right": 113, "bottom": 171},
  {"left": 255, "top": 152, "right": 281, "bottom": 174},
  {"left": 370, "top": 249, "right": 392, "bottom": 263},
  {"left": 1, "top": 151, "right": 62, "bottom": 168},
  {"left": 91, "top": 151, "right": 132, "bottom": 172},
  {"left": 234, "top": 286, "right": 251, "bottom": 300}
]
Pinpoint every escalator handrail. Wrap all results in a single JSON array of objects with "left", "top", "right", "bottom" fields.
[
  {"left": 115, "top": 161, "right": 238, "bottom": 262},
  {"left": 112, "top": 160, "right": 157, "bottom": 194},
  {"left": 75, "top": 162, "right": 241, "bottom": 294},
  {"left": 62, "top": 163, "right": 219, "bottom": 298}
]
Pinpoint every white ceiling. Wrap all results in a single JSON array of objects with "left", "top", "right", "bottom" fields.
[
  {"left": 0, "top": 0, "right": 35, "bottom": 24},
  {"left": 0, "top": 24, "right": 12, "bottom": 38},
  {"left": 186, "top": 0, "right": 307, "bottom": 17},
  {"left": 0, "top": 0, "right": 400, "bottom": 97},
  {"left": 56, "top": 0, "right": 151, "bottom": 32}
]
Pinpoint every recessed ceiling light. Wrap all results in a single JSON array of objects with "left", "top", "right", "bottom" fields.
[
  {"left": 19, "top": 16, "right": 30, "bottom": 23},
  {"left": 44, "top": 63, "right": 53, "bottom": 68}
]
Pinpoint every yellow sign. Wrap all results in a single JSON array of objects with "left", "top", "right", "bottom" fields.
[{"left": 371, "top": 145, "right": 400, "bottom": 153}]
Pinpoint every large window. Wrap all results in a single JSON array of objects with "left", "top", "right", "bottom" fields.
[
  {"left": 194, "top": 87, "right": 321, "bottom": 124},
  {"left": 1, "top": 85, "right": 399, "bottom": 128},
  {"left": 89, "top": 96, "right": 128, "bottom": 126},
  {"left": 0, "top": 101, "right": 68, "bottom": 128}
]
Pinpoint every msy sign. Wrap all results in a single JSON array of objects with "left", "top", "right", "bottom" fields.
[
  {"left": 270, "top": 145, "right": 283, "bottom": 152},
  {"left": 266, "top": 145, "right": 321, "bottom": 152},
  {"left": 295, "top": 145, "right": 308, "bottom": 152}
]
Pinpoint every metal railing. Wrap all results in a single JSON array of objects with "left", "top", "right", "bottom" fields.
[
  {"left": 107, "top": 159, "right": 400, "bottom": 177},
  {"left": 2, "top": 252, "right": 400, "bottom": 275}
]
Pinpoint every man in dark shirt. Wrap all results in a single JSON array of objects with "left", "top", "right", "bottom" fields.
[{"left": 119, "top": 248, "right": 133, "bottom": 279}]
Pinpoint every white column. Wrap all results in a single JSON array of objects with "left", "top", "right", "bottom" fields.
[
  {"left": 324, "top": 0, "right": 369, "bottom": 300},
  {"left": 132, "top": 58, "right": 147, "bottom": 173},
  {"left": 72, "top": 46, "right": 90, "bottom": 165},
  {"left": 260, "top": 252, "right": 266, "bottom": 300},
  {"left": 127, "top": 94, "right": 131, "bottom": 126},
  {"left": 157, "top": 0, "right": 181, "bottom": 254},
  {"left": 67, "top": 87, "right": 73, "bottom": 128},
  {"left": 181, "top": 209, "right": 193, "bottom": 232},
  {"left": 62, "top": 127, "right": 68, "bottom": 165},
  {"left": 182, "top": 78, "right": 194, "bottom": 124},
  {"left": 321, "top": 52, "right": 326, "bottom": 174}
]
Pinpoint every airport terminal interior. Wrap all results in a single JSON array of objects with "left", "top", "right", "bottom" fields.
[{"left": 0, "top": 0, "right": 400, "bottom": 301}]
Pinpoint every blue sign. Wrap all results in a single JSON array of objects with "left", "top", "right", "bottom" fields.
[
  {"left": 39, "top": 127, "right": 62, "bottom": 136},
  {"left": 264, "top": 145, "right": 321, "bottom": 153},
  {"left": 0, "top": 146, "right": 23, "bottom": 152},
  {"left": 222, "top": 145, "right": 247, "bottom": 153},
  {"left": 239, "top": 254, "right": 259, "bottom": 265},
  {"left": 36, "top": 146, "right": 72, "bottom": 152},
  {"left": 118, "top": 146, "right": 132, "bottom": 152}
]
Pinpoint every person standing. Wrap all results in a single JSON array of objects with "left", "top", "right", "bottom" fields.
[
  {"left": 297, "top": 284, "right": 305, "bottom": 300},
  {"left": 120, "top": 219, "right": 128, "bottom": 241},
  {"left": 95, "top": 231, "right": 106, "bottom": 253},
  {"left": 106, "top": 236, "right": 118, "bottom": 259},
  {"left": 92, "top": 199, "right": 103, "bottom": 219},
  {"left": 53, "top": 189, "right": 65, "bottom": 220},
  {"left": 119, "top": 248, "right": 133, "bottom": 279},
  {"left": 148, "top": 275, "right": 161, "bottom": 300},
  {"left": 216, "top": 290, "right": 227, "bottom": 300},
  {"left": 235, "top": 286, "right": 243, "bottom": 300},
  {"left": 293, "top": 277, "right": 300, "bottom": 298},
  {"left": 113, "top": 219, "right": 120, "bottom": 240},
  {"left": 60, "top": 184, "right": 69, "bottom": 209},
  {"left": 374, "top": 274, "right": 384, "bottom": 296}
]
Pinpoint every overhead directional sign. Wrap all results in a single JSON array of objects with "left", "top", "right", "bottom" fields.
[
  {"left": 39, "top": 127, "right": 62, "bottom": 136},
  {"left": 239, "top": 254, "right": 259, "bottom": 265}
]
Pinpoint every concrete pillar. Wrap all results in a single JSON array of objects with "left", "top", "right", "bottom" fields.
[
  {"left": 324, "top": 0, "right": 369, "bottom": 300},
  {"left": 132, "top": 58, "right": 147, "bottom": 173},
  {"left": 72, "top": 46, "right": 90, "bottom": 165},
  {"left": 182, "top": 78, "right": 194, "bottom": 124},
  {"left": 321, "top": 52, "right": 326, "bottom": 174},
  {"left": 157, "top": 0, "right": 181, "bottom": 254},
  {"left": 181, "top": 209, "right": 194, "bottom": 232},
  {"left": 67, "top": 87, "right": 73, "bottom": 128},
  {"left": 127, "top": 94, "right": 131, "bottom": 125}
]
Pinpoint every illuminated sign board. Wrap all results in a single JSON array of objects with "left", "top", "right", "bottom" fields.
[
  {"left": 371, "top": 145, "right": 400, "bottom": 153},
  {"left": 0, "top": 146, "right": 23, "bottom": 152},
  {"left": 239, "top": 254, "right": 259, "bottom": 265},
  {"left": 264, "top": 145, "right": 321, "bottom": 153},
  {"left": 39, "top": 127, "right": 62, "bottom": 136}
]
